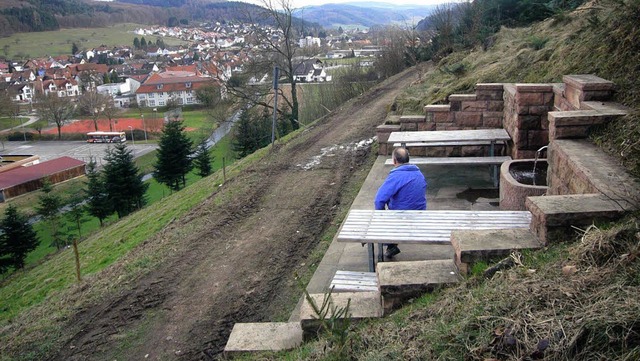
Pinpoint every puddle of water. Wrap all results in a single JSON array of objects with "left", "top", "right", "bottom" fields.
[{"left": 456, "top": 188, "right": 499, "bottom": 204}]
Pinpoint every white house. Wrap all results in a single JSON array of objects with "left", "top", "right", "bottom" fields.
[{"left": 293, "top": 59, "right": 328, "bottom": 83}]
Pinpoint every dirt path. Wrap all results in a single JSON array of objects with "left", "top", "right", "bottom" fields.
[{"left": 50, "top": 66, "right": 424, "bottom": 360}]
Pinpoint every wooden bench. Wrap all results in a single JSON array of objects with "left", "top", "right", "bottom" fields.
[
  {"left": 337, "top": 209, "right": 532, "bottom": 271},
  {"left": 384, "top": 156, "right": 512, "bottom": 166},
  {"left": 330, "top": 270, "right": 378, "bottom": 292},
  {"left": 384, "top": 156, "right": 512, "bottom": 187},
  {"left": 387, "top": 129, "right": 512, "bottom": 187}
]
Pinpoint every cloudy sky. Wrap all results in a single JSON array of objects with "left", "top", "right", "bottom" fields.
[{"left": 240, "top": 0, "right": 458, "bottom": 8}]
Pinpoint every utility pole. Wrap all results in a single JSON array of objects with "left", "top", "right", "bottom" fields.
[{"left": 271, "top": 66, "right": 279, "bottom": 146}]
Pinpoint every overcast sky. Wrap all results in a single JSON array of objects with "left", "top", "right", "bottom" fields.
[{"left": 240, "top": 0, "right": 458, "bottom": 8}]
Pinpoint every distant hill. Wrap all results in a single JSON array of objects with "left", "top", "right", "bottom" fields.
[
  {"left": 292, "top": 2, "right": 439, "bottom": 28},
  {"left": 0, "top": 0, "right": 319, "bottom": 38}
]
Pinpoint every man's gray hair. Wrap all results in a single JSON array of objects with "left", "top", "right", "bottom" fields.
[{"left": 393, "top": 147, "right": 410, "bottom": 164}]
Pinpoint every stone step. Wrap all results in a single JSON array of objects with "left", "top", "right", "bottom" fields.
[
  {"left": 300, "top": 291, "right": 382, "bottom": 339},
  {"left": 377, "top": 259, "right": 460, "bottom": 314},
  {"left": 450, "top": 229, "right": 543, "bottom": 274},
  {"left": 223, "top": 322, "right": 303, "bottom": 355}
]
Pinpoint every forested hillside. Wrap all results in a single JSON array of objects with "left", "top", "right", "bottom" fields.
[{"left": 0, "top": 0, "right": 301, "bottom": 38}]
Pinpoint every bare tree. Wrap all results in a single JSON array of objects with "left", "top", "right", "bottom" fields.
[
  {"left": 227, "top": 0, "right": 305, "bottom": 130},
  {"left": 33, "top": 93, "right": 75, "bottom": 139},
  {"left": 78, "top": 90, "right": 111, "bottom": 131},
  {"left": 101, "top": 97, "right": 120, "bottom": 132}
]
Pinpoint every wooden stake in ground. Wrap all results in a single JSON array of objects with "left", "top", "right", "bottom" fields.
[{"left": 72, "top": 239, "right": 81, "bottom": 282}]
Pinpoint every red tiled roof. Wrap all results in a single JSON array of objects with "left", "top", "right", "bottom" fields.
[{"left": 0, "top": 157, "right": 85, "bottom": 190}]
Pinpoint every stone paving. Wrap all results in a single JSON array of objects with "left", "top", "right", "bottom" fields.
[{"left": 289, "top": 155, "right": 500, "bottom": 321}]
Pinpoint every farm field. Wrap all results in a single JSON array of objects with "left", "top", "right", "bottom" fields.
[{"left": 0, "top": 23, "right": 189, "bottom": 59}]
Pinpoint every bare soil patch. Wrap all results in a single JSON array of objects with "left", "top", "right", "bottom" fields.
[{"left": 46, "top": 66, "right": 425, "bottom": 360}]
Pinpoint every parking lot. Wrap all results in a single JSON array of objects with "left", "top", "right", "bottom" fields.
[{"left": 1, "top": 140, "right": 158, "bottom": 167}]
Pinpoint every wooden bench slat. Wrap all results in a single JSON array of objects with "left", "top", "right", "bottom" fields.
[
  {"left": 388, "top": 129, "right": 511, "bottom": 144},
  {"left": 384, "top": 156, "right": 512, "bottom": 166},
  {"left": 392, "top": 141, "right": 506, "bottom": 147},
  {"left": 330, "top": 284, "right": 380, "bottom": 292}
]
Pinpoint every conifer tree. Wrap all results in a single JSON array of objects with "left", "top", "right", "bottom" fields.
[
  {"left": 84, "top": 160, "right": 111, "bottom": 226},
  {"left": 232, "top": 110, "right": 259, "bottom": 158},
  {"left": 0, "top": 204, "right": 38, "bottom": 273},
  {"left": 154, "top": 120, "right": 193, "bottom": 191},
  {"left": 36, "top": 181, "right": 65, "bottom": 250},
  {"left": 193, "top": 141, "right": 212, "bottom": 177},
  {"left": 103, "top": 143, "right": 148, "bottom": 218}
]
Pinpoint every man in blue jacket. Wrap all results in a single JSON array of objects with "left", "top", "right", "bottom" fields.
[{"left": 374, "top": 147, "right": 427, "bottom": 258}]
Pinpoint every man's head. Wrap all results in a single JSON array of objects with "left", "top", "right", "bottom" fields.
[{"left": 392, "top": 147, "right": 410, "bottom": 166}]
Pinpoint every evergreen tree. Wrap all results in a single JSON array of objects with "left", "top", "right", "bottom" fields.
[
  {"left": 154, "top": 120, "right": 193, "bottom": 191},
  {"left": 232, "top": 110, "right": 259, "bottom": 158},
  {"left": 140, "top": 37, "right": 147, "bottom": 49},
  {"left": 110, "top": 71, "right": 119, "bottom": 84},
  {"left": 71, "top": 42, "right": 79, "bottom": 55},
  {"left": 133, "top": 37, "right": 140, "bottom": 49},
  {"left": 193, "top": 140, "right": 212, "bottom": 177},
  {"left": 103, "top": 143, "right": 148, "bottom": 218},
  {"left": 35, "top": 181, "right": 65, "bottom": 250},
  {"left": 0, "top": 204, "right": 38, "bottom": 273},
  {"left": 84, "top": 160, "right": 112, "bottom": 226}
]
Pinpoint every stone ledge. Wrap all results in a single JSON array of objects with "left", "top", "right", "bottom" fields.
[
  {"left": 300, "top": 291, "right": 382, "bottom": 339},
  {"left": 400, "top": 115, "right": 426, "bottom": 123},
  {"left": 377, "top": 260, "right": 459, "bottom": 314},
  {"left": 449, "top": 94, "right": 477, "bottom": 102},
  {"left": 424, "top": 104, "right": 451, "bottom": 112},
  {"left": 515, "top": 83, "right": 554, "bottom": 92},
  {"left": 549, "top": 109, "right": 627, "bottom": 126},
  {"left": 551, "top": 140, "right": 640, "bottom": 206},
  {"left": 451, "top": 229, "right": 542, "bottom": 274},
  {"left": 563, "top": 74, "right": 615, "bottom": 91},
  {"left": 476, "top": 83, "right": 504, "bottom": 90},
  {"left": 224, "top": 322, "right": 303, "bottom": 354},
  {"left": 581, "top": 101, "right": 632, "bottom": 113},
  {"left": 526, "top": 193, "right": 628, "bottom": 243}
]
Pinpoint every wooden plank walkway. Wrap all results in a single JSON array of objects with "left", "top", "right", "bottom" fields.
[{"left": 384, "top": 156, "right": 512, "bottom": 166}]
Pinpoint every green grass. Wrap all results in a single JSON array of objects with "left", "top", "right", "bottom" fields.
[
  {"left": 0, "top": 23, "right": 188, "bottom": 59},
  {"left": 0, "top": 117, "right": 29, "bottom": 131}
]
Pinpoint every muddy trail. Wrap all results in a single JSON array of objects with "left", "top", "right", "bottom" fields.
[{"left": 48, "top": 66, "right": 423, "bottom": 360}]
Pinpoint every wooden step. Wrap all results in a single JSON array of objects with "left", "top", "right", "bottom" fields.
[
  {"left": 377, "top": 259, "right": 460, "bottom": 314},
  {"left": 224, "top": 322, "right": 302, "bottom": 355}
]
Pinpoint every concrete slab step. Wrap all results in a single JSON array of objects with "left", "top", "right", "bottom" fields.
[
  {"left": 300, "top": 291, "right": 382, "bottom": 339},
  {"left": 224, "top": 322, "right": 302, "bottom": 355},
  {"left": 377, "top": 259, "right": 460, "bottom": 314},
  {"left": 451, "top": 229, "right": 543, "bottom": 274}
]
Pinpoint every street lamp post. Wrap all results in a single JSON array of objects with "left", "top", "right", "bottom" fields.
[
  {"left": 141, "top": 114, "right": 148, "bottom": 142},
  {"left": 128, "top": 126, "right": 135, "bottom": 148}
]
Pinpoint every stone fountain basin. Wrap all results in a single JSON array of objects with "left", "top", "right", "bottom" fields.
[{"left": 500, "top": 159, "right": 548, "bottom": 211}]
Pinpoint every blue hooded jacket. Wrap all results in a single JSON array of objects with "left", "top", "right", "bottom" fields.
[{"left": 374, "top": 164, "right": 427, "bottom": 210}]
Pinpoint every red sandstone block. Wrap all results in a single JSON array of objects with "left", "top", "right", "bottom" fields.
[
  {"left": 543, "top": 93, "right": 554, "bottom": 105},
  {"left": 449, "top": 101, "right": 461, "bottom": 111},
  {"left": 516, "top": 92, "right": 544, "bottom": 106},
  {"left": 518, "top": 115, "right": 541, "bottom": 130},
  {"left": 454, "top": 112, "right": 483, "bottom": 127},
  {"left": 517, "top": 104, "right": 529, "bottom": 115},
  {"left": 483, "top": 116, "right": 503, "bottom": 128},
  {"left": 552, "top": 126, "right": 590, "bottom": 139},
  {"left": 402, "top": 122, "right": 418, "bottom": 131},
  {"left": 528, "top": 130, "right": 549, "bottom": 148},
  {"left": 541, "top": 115, "right": 549, "bottom": 130},
  {"left": 583, "top": 90, "right": 613, "bottom": 102},
  {"left": 461, "top": 100, "right": 488, "bottom": 112},
  {"left": 487, "top": 100, "right": 504, "bottom": 111},
  {"left": 529, "top": 105, "right": 551, "bottom": 116},
  {"left": 564, "top": 86, "right": 582, "bottom": 109},
  {"left": 418, "top": 122, "right": 436, "bottom": 131}
]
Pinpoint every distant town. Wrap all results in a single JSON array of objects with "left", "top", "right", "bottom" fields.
[{"left": 0, "top": 22, "right": 385, "bottom": 110}]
